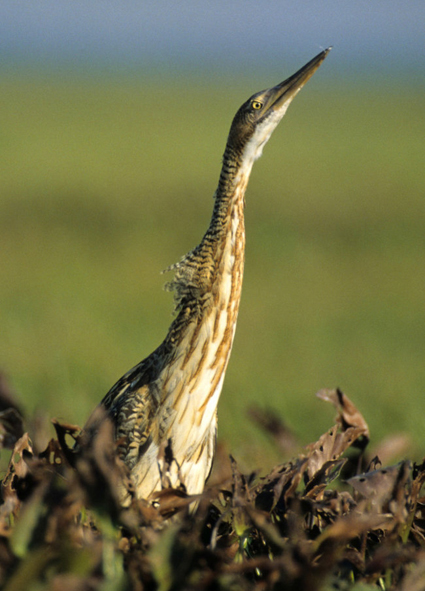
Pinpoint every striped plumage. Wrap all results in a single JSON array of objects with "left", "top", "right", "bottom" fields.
[{"left": 83, "top": 49, "right": 330, "bottom": 505}]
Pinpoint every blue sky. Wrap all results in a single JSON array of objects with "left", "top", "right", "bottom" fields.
[{"left": 1, "top": 1, "right": 424, "bottom": 82}]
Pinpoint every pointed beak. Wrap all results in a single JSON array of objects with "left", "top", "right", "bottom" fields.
[{"left": 266, "top": 47, "right": 332, "bottom": 113}]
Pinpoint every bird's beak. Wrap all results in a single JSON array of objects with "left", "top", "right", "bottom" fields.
[{"left": 266, "top": 47, "right": 332, "bottom": 113}]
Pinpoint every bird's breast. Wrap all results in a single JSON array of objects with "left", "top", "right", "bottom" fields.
[{"left": 158, "top": 203, "right": 245, "bottom": 460}]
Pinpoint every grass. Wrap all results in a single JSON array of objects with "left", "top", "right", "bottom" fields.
[{"left": 0, "top": 74, "right": 424, "bottom": 470}]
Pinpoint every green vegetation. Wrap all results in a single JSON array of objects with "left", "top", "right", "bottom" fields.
[{"left": 0, "top": 75, "right": 424, "bottom": 468}]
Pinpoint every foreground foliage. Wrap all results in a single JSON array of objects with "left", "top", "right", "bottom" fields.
[{"left": 0, "top": 377, "right": 425, "bottom": 591}]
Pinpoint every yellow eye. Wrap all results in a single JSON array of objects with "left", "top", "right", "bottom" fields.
[{"left": 251, "top": 101, "right": 263, "bottom": 110}]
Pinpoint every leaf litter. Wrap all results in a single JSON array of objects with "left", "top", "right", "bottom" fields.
[{"left": 0, "top": 380, "right": 424, "bottom": 590}]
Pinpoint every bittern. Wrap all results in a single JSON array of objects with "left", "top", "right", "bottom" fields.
[{"left": 83, "top": 48, "right": 331, "bottom": 505}]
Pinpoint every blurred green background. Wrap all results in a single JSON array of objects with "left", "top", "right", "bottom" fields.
[{"left": 1, "top": 72, "right": 424, "bottom": 469}]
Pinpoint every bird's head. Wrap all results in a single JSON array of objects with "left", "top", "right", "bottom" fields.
[{"left": 227, "top": 48, "right": 331, "bottom": 165}]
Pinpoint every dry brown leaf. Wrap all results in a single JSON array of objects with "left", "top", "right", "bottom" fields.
[
  {"left": 73, "top": 417, "right": 134, "bottom": 520},
  {"left": 0, "top": 386, "right": 423, "bottom": 591},
  {"left": 254, "top": 460, "right": 306, "bottom": 512},
  {"left": 315, "top": 510, "right": 393, "bottom": 547},
  {"left": 52, "top": 418, "right": 82, "bottom": 467},
  {"left": 316, "top": 388, "right": 370, "bottom": 440},
  {"left": 230, "top": 455, "right": 252, "bottom": 507},
  {"left": 149, "top": 487, "right": 196, "bottom": 519},
  {"left": 347, "top": 461, "right": 411, "bottom": 513},
  {"left": 0, "top": 433, "right": 34, "bottom": 536},
  {"left": 304, "top": 458, "right": 347, "bottom": 499},
  {"left": 2, "top": 433, "right": 33, "bottom": 492},
  {"left": 305, "top": 425, "right": 365, "bottom": 482}
]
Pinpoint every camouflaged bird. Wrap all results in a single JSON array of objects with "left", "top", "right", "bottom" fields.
[{"left": 83, "top": 49, "right": 331, "bottom": 506}]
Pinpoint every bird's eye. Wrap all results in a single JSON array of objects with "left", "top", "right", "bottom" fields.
[{"left": 251, "top": 101, "right": 263, "bottom": 110}]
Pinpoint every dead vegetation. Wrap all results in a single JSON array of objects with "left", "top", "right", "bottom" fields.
[{"left": 0, "top": 376, "right": 425, "bottom": 591}]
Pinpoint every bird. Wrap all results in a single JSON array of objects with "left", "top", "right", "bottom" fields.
[{"left": 82, "top": 48, "right": 331, "bottom": 506}]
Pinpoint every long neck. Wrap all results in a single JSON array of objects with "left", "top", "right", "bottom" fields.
[
  {"left": 155, "top": 142, "right": 253, "bottom": 421},
  {"left": 210, "top": 143, "right": 252, "bottom": 238},
  {"left": 163, "top": 142, "right": 250, "bottom": 354}
]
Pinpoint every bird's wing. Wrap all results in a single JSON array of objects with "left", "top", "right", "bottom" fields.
[
  {"left": 109, "top": 382, "right": 156, "bottom": 470},
  {"left": 81, "top": 355, "right": 159, "bottom": 469}
]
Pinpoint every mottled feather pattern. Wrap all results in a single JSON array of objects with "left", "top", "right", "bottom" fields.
[
  {"left": 82, "top": 50, "right": 330, "bottom": 505},
  {"left": 86, "top": 189, "right": 245, "bottom": 503}
]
